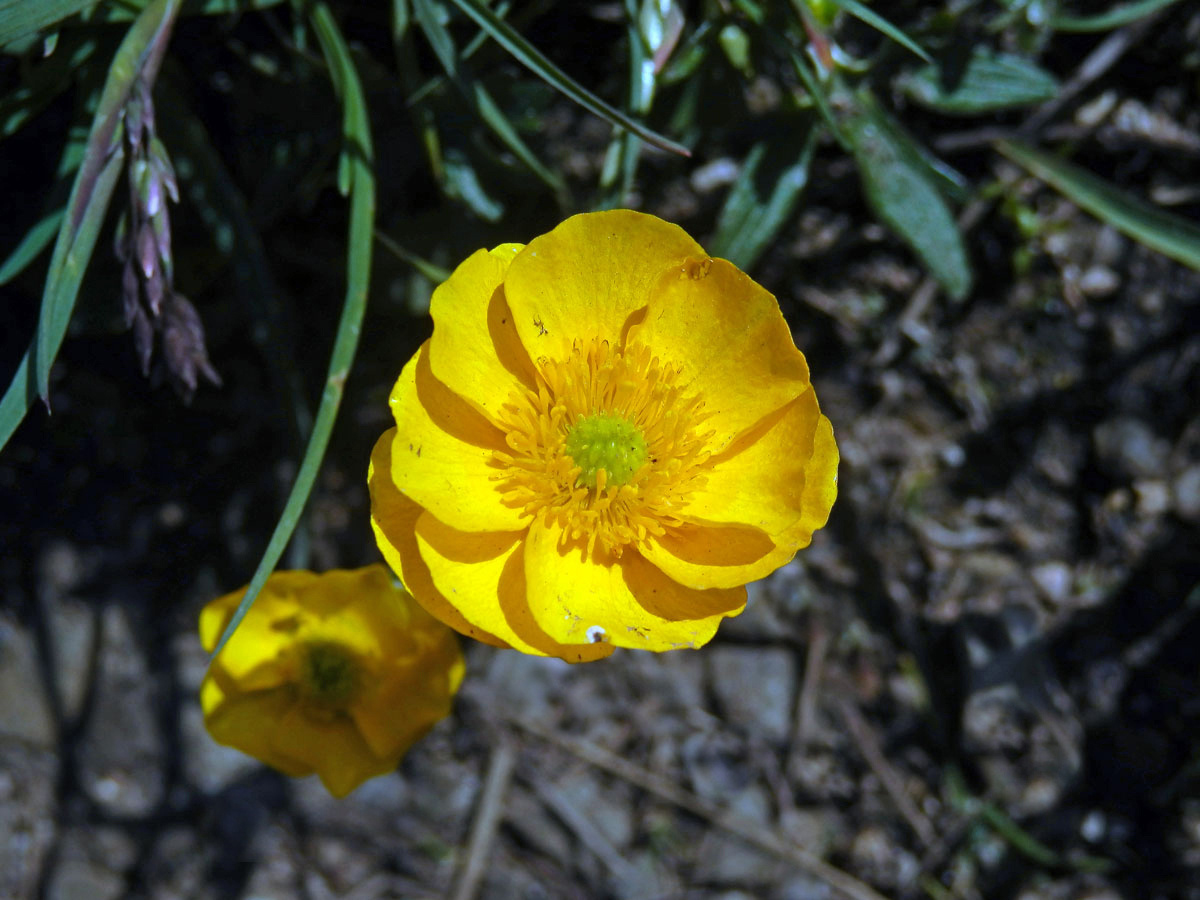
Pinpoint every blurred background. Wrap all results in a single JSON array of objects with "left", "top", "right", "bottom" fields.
[{"left": 2, "top": 1, "right": 1200, "bottom": 898}]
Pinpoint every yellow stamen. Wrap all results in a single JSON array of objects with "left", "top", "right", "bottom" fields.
[
  {"left": 492, "top": 338, "right": 713, "bottom": 556},
  {"left": 298, "top": 640, "right": 359, "bottom": 707}
]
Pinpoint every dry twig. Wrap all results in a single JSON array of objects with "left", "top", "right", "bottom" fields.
[
  {"left": 508, "top": 716, "right": 892, "bottom": 900},
  {"left": 449, "top": 737, "right": 518, "bottom": 900}
]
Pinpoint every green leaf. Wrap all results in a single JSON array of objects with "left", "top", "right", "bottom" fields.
[
  {"left": 1050, "top": 0, "right": 1181, "bottom": 32},
  {"left": 208, "top": 0, "right": 376, "bottom": 664},
  {"left": 0, "top": 0, "right": 93, "bottom": 47},
  {"left": 91, "top": 0, "right": 288, "bottom": 21},
  {"left": 822, "top": 0, "right": 931, "bottom": 62},
  {"left": 997, "top": 140, "right": 1200, "bottom": 272},
  {"left": 0, "top": 210, "right": 65, "bottom": 286},
  {"left": 844, "top": 90, "right": 972, "bottom": 300},
  {"left": 443, "top": 0, "right": 691, "bottom": 157},
  {"left": 443, "top": 148, "right": 504, "bottom": 221},
  {"left": 1, "top": 37, "right": 96, "bottom": 143},
  {"left": 900, "top": 47, "right": 1059, "bottom": 115},
  {"left": 412, "top": 0, "right": 566, "bottom": 201},
  {"left": 709, "top": 129, "right": 817, "bottom": 272},
  {"left": 0, "top": 147, "right": 122, "bottom": 452}
]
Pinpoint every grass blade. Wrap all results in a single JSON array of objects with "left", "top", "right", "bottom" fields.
[
  {"left": 0, "top": 148, "right": 122, "bottom": 451},
  {"left": 0, "top": 0, "right": 92, "bottom": 47},
  {"left": 0, "top": 210, "right": 65, "bottom": 286},
  {"left": 823, "top": 0, "right": 931, "bottom": 62},
  {"left": 411, "top": 0, "right": 567, "bottom": 202},
  {"left": 899, "top": 47, "right": 1059, "bottom": 115},
  {"left": 443, "top": 0, "right": 691, "bottom": 157},
  {"left": 846, "top": 89, "right": 972, "bottom": 300},
  {"left": 208, "top": 0, "right": 376, "bottom": 663},
  {"left": 709, "top": 128, "right": 817, "bottom": 272},
  {"left": 998, "top": 139, "right": 1200, "bottom": 272},
  {"left": 1050, "top": 0, "right": 1181, "bottom": 32}
]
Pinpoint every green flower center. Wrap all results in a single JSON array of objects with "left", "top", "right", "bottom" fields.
[
  {"left": 298, "top": 641, "right": 359, "bottom": 706},
  {"left": 563, "top": 413, "right": 649, "bottom": 489}
]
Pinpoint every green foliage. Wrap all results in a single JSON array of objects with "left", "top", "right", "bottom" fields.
[{"left": 2, "top": 0, "right": 1195, "bottom": 686}]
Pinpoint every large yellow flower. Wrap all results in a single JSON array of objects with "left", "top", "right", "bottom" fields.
[
  {"left": 369, "top": 210, "right": 837, "bottom": 662},
  {"left": 199, "top": 565, "right": 464, "bottom": 797}
]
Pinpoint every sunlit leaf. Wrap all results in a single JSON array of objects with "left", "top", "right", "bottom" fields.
[
  {"left": 443, "top": 0, "right": 691, "bottom": 156},
  {"left": 998, "top": 139, "right": 1200, "bottom": 272},
  {"left": 822, "top": 0, "right": 930, "bottom": 62},
  {"left": 900, "top": 47, "right": 1059, "bottom": 115},
  {"left": 1050, "top": 0, "right": 1181, "bottom": 32},
  {"left": 845, "top": 90, "right": 972, "bottom": 299},
  {"left": 709, "top": 129, "right": 817, "bottom": 272}
]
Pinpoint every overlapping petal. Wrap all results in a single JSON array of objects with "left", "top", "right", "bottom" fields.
[
  {"left": 503, "top": 209, "right": 703, "bottom": 358},
  {"left": 427, "top": 244, "right": 536, "bottom": 421},
  {"left": 631, "top": 257, "right": 811, "bottom": 451},
  {"left": 523, "top": 520, "right": 745, "bottom": 651},
  {"left": 388, "top": 344, "right": 525, "bottom": 533},
  {"left": 368, "top": 429, "right": 510, "bottom": 649}
]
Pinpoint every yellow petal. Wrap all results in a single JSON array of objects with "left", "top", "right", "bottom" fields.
[
  {"left": 653, "top": 391, "right": 838, "bottom": 587},
  {"left": 630, "top": 257, "right": 811, "bottom": 451},
  {"left": 351, "top": 633, "right": 462, "bottom": 760},
  {"left": 272, "top": 704, "right": 392, "bottom": 798},
  {"left": 415, "top": 511, "right": 613, "bottom": 663},
  {"left": 203, "top": 687, "right": 312, "bottom": 778},
  {"left": 523, "top": 519, "right": 745, "bottom": 652},
  {"left": 503, "top": 209, "right": 703, "bottom": 359},
  {"left": 639, "top": 521, "right": 785, "bottom": 591},
  {"left": 368, "top": 429, "right": 510, "bottom": 649},
  {"left": 427, "top": 245, "right": 537, "bottom": 421},
  {"left": 388, "top": 343, "right": 527, "bottom": 533}
]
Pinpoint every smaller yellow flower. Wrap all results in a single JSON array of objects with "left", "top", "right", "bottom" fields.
[{"left": 199, "top": 564, "right": 464, "bottom": 797}]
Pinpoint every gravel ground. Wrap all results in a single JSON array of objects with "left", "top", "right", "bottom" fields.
[{"left": 3, "top": 6, "right": 1200, "bottom": 900}]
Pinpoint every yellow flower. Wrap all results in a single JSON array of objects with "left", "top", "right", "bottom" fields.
[
  {"left": 199, "top": 565, "right": 464, "bottom": 797},
  {"left": 369, "top": 210, "right": 838, "bottom": 662}
]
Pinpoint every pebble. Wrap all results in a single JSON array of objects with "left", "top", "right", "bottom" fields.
[
  {"left": 77, "top": 605, "right": 165, "bottom": 817},
  {"left": 0, "top": 742, "right": 58, "bottom": 900},
  {"left": 707, "top": 646, "right": 796, "bottom": 743},
  {"left": 0, "top": 615, "right": 57, "bottom": 747},
  {"left": 1173, "top": 464, "right": 1200, "bottom": 521},
  {"left": 1093, "top": 417, "right": 1170, "bottom": 480}
]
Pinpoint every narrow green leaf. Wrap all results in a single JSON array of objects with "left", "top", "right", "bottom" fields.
[
  {"left": 0, "top": 149, "right": 122, "bottom": 452},
  {"left": 709, "top": 129, "right": 817, "bottom": 272},
  {"left": 783, "top": 42, "right": 842, "bottom": 146},
  {"left": 0, "top": 210, "right": 64, "bottom": 286},
  {"left": 412, "top": 0, "right": 566, "bottom": 200},
  {"left": 844, "top": 90, "right": 972, "bottom": 300},
  {"left": 900, "top": 47, "right": 1059, "bottom": 115},
  {"left": 823, "top": 0, "right": 931, "bottom": 62},
  {"left": 443, "top": 0, "right": 691, "bottom": 157},
  {"left": 92, "top": 0, "right": 288, "bottom": 21},
  {"left": 374, "top": 228, "right": 451, "bottom": 283},
  {"left": 393, "top": 0, "right": 410, "bottom": 42},
  {"left": 208, "top": 0, "right": 375, "bottom": 664},
  {"left": 998, "top": 139, "right": 1200, "bottom": 272},
  {"left": 1050, "top": 0, "right": 1181, "bottom": 32},
  {"left": 0, "top": 0, "right": 93, "bottom": 47},
  {"left": 35, "top": 0, "right": 181, "bottom": 403}
]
